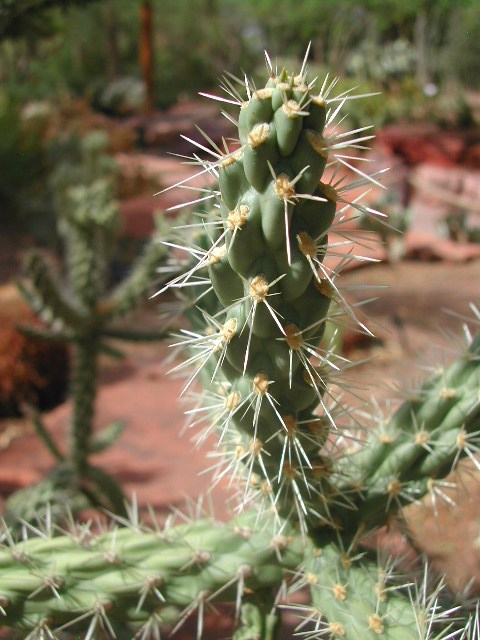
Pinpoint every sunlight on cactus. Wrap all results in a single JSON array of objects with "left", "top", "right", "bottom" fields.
[{"left": 0, "top": 45, "right": 479, "bottom": 640}]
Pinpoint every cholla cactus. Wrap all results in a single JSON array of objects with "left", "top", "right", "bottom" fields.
[
  {"left": 1, "top": 47, "right": 480, "bottom": 640},
  {"left": 6, "top": 176, "right": 169, "bottom": 527}
]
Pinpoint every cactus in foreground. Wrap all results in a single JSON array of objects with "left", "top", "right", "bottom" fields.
[
  {"left": 5, "top": 176, "right": 169, "bottom": 526},
  {"left": 1, "top": 48, "right": 480, "bottom": 639}
]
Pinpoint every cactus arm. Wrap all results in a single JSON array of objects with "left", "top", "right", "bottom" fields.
[
  {"left": 233, "top": 592, "right": 281, "bottom": 640},
  {"left": 20, "top": 254, "right": 84, "bottom": 330},
  {"left": 1, "top": 514, "right": 470, "bottom": 639},
  {"left": 89, "top": 421, "right": 125, "bottom": 454},
  {"left": 330, "top": 334, "right": 480, "bottom": 531},
  {"left": 299, "top": 542, "right": 464, "bottom": 640},
  {"left": 66, "top": 226, "right": 101, "bottom": 312},
  {"left": 100, "top": 341, "right": 126, "bottom": 359},
  {"left": 0, "top": 514, "right": 304, "bottom": 636},
  {"left": 2, "top": 465, "right": 126, "bottom": 538},
  {"left": 29, "top": 410, "right": 64, "bottom": 463},
  {"left": 15, "top": 322, "right": 75, "bottom": 344},
  {"left": 81, "top": 464, "right": 127, "bottom": 516},
  {"left": 160, "top": 59, "right": 387, "bottom": 536},
  {"left": 63, "top": 181, "right": 118, "bottom": 312},
  {"left": 1, "top": 467, "right": 90, "bottom": 537}
]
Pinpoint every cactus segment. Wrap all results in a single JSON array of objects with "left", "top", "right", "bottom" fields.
[
  {"left": 1, "top": 505, "right": 474, "bottom": 639},
  {"left": 156, "top": 50, "right": 405, "bottom": 535},
  {"left": 330, "top": 334, "right": 480, "bottom": 531},
  {"left": 219, "top": 153, "right": 249, "bottom": 210},
  {"left": 0, "top": 513, "right": 304, "bottom": 637},
  {"left": 273, "top": 100, "right": 305, "bottom": 156},
  {"left": 298, "top": 543, "right": 430, "bottom": 640}
]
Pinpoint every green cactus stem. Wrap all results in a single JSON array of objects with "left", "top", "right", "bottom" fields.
[
  {"left": 0, "top": 512, "right": 303, "bottom": 638},
  {"left": 159, "top": 48, "right": 389, "bottom": 536},
  {"left": 0, "top": 504, "right": 475, "bottom": 639},
  {"left": 70, "top": 338, "right": 99, "bottom": 479},
  {"left": 7, "top": 177, "right": 170, "bottom": 527}
]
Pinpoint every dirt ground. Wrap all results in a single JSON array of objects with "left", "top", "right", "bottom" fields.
[{"left": 1, "top": 257, "right": 479, "bottom": 639}]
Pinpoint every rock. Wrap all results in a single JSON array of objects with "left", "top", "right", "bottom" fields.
[{"left": 377, "top": 124, "right": 480, "bottom": 167}]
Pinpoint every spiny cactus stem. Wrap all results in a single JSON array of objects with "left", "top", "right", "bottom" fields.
[
  {"left": 0, "top": 514, "right": 304, "bottom": 635},
  {"left": 70, "top": 336, "right": 99, "bottom": 480}
]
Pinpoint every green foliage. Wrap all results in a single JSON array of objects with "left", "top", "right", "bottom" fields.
[
  {"left": 443, "top": 4, "right": 480, "bottom": 87},
  {"left": 345, "top": 39, "right": 417, "bottom": 86},
  {"left": 442, "top": 211, "right": 480, "bottom": 244},
  {"left": 50, "top": 129, "right": 117, "bottom": 186},
  {"left": 0, "top": 0, "right": 478, "bottom": 119},
  {"left": 0, "top": 0, "right": 100, "bottom": 40},
  {"left": 0, "top": 0, "right": 252, "bottom": 109},
  {"left": 93, "top": 76, "right": 146, "bottom": 116},
  {"left": 236, "top": 0, "right": 478, "bottom": 88},
  {"left": 0, "top": 97, "right": 50, "bottom": 238}
]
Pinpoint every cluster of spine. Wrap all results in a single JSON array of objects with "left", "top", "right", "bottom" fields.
[
  {"left": 8, "top": 178, "right": 168, "bottom": 525},
  {"left": 1, "top": 50, "right": 480, "bottom": 639}
]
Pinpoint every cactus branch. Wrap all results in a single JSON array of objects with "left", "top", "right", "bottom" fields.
[{"left": 70, "top": 338, "right": 99, "bottom": 479}]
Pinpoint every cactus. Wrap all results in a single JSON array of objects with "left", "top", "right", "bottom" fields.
[
  {"left": 1, "top": 48, "right": 480, "bottom": 639},
  {"left": 5, "top": 174, "right": 169, "bottom": 529}
]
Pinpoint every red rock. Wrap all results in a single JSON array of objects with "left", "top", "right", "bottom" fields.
[
  {"left": 405, "top": 231, "right": 480, "bottom": 262},
  {"left": 117, "top": 152, "right": 218, "bottom": 237},
  {"left": 376, "top": 124, "right": 480, "bottom": 167},
  {"left": 465, "top": 143, "right": 480, "bottom": 168},
  {"left": 142, "top": 101, "right": 234, "bottom": 149},
  {"left": 119, "top": 195, "right": 159, "bottom": 237}
]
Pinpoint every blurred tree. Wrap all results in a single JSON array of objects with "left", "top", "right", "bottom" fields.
[
  {"left": 237, "top": 0, "right": 477, "bottom": 85},
  {"left": 234, "top": 0, "right": 371, "bottom": 69},
  {"left": 0, "top": 0, "right": 477, "bottom": 109},
  {"left": 443, "top": 2, "right": 480, "bottom": 87},
  {"left": 0, "top": 0, "right": 101, "bottom": 39},
  {"left": 140, "top": 0, "right": 154, "bottom": 112},
  {"left": 104, "top": 0, "right": 119, "bottom": 79}
]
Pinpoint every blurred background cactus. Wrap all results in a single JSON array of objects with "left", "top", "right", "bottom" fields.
[{"left": 3, "top": 144, "right": 171, "bottom": 530}]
